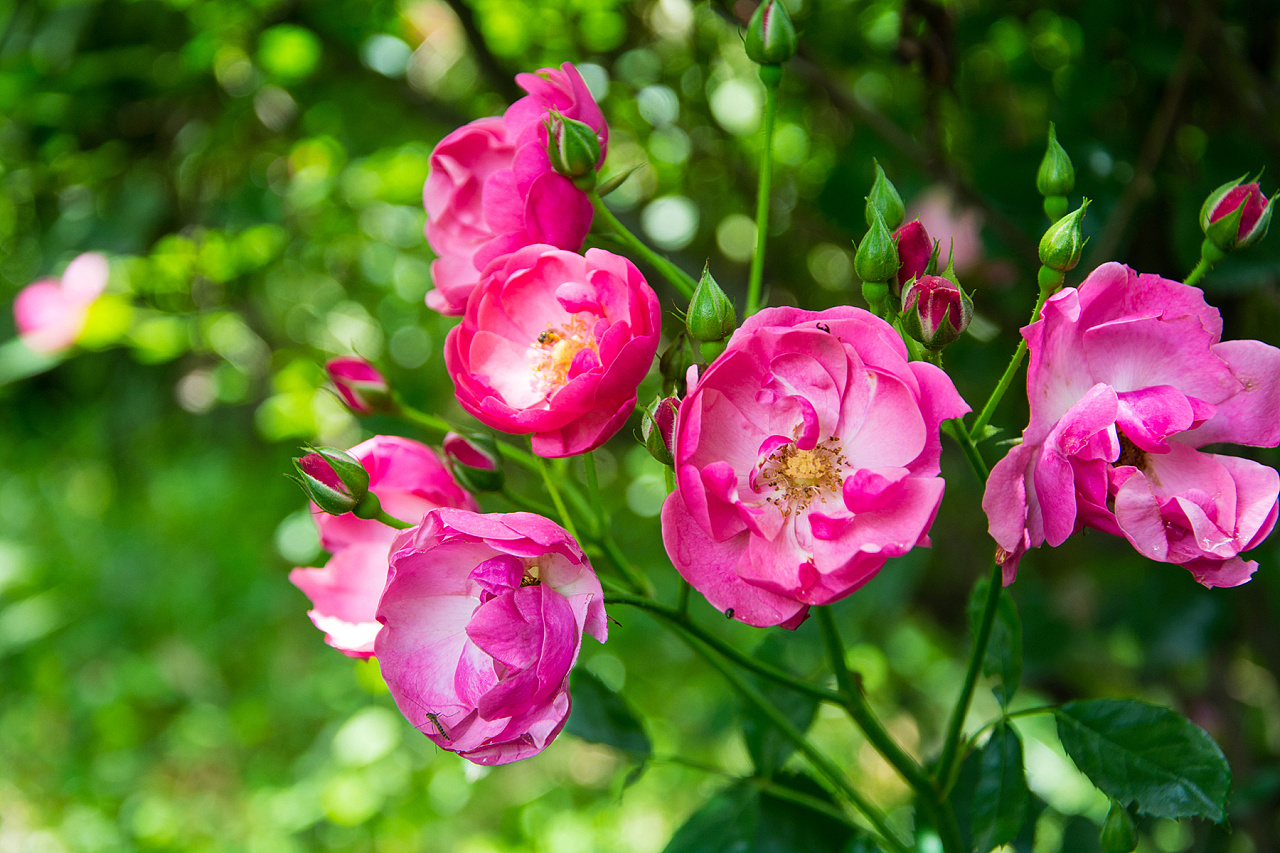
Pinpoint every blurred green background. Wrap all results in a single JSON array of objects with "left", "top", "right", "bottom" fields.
[{"left": 2, "top": 0, "right": 1280, "bottom": 850}]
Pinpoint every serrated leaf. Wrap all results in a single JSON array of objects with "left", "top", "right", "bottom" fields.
[
  {"left": 1055, "top": 699, "right": 1231, "bottom": 821},
  {"left": 565, "top": 669, "right": 651, "bottom": 761},
  {"left": 967, "top": 575, "right": 1023, "bottom": 706},
  {"left": 740, "top": 635, "right": 819, "bottom": 775},
  {"left": 971, "top": 723, "right": 1032, "bottom": 852}
]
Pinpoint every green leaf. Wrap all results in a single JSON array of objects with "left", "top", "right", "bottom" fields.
[
  {"left": 1055, "top": 699, "right": 1231, "bottom": 821},
  {"left": 740, "top": 635, "right": 819, "bottom": 775},
  {"left": 967, "top": 575, "right": 1023, "bottom": 706},
  {"left": 565, "top": 669, "right": 651, "bottom": 761},
  {"left": 663, "top": 773, "right": 857, "bottom": 853},
  {"left": 971, "top": 723, "right": 1032, "bottom": 852}
]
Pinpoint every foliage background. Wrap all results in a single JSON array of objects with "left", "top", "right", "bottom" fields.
[{"left": 2, "top": 0, "right": 1280, "bottom": 850}]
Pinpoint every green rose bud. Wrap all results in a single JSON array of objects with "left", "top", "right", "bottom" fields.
[
  {"left": 685, "top": 265, "right": 737, "bottom": 343},
  {"left": 1037, "top": 122, "right": 1075, "bottom": 199},
  {"left": 545, "top": 112, "right": 602, "bottom": 188},
  {"left": 744, "top": 0, "right": 798, "bottom": 66},
  {"left": 865, "top": 159, "right": 905, "bottom": 231},
  {"left": 291, "top": 446, "right": 370, "bottom": 516},
  {"left": 855, "top": 208, "right": 900, "bottom": 288},
  {"left": 641, "top": 396, "right": 678, "bottom": 467},
  {"left": 1099, "top": 801, "right": 1137, "bottom": 853},
  {"left": 1039, "top": 199, "right": 1090, "bottom": 273}
]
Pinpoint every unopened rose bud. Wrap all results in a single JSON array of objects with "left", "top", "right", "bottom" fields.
[
  {"left": 686, "top": 266, "right": 737, "bottom": 343},
  {"left": 865, "top": 159, "right": 905, "bottom": 231},
  {"left": 1039, "top": 199, "right": 1090, "bottom": 273},
  {"left": 1200, "top": 175, "right": 1274, "bottom": 252},
  {"left": 744, "top": 0, "right": 798, "bottom": 66},
  {"left": 1099, "top": 801, "right": 1137, "bottom": 853},
  {"left": 291, "top": 447, "right": 370, "bottom": 516},
  {"left": 900, "top": 274, "right": 972, "bottom": 350},
  {"left": 442, "top": 431, "right": 504, "bottom": 492},
  {"left": 326, "top": 356, "right": 392, "bottom": 415},
  {"left": 641, "top": 396, "right": 678, "bottom": 467},
  {"left": 1037, "top": 122, "right": 1075, "bottom": 221},
  {"left": 545, "top": 112, "right": 602, "bottom": 187},
  {"left": 855, "top": 209, "right": 900, "bottom": 294},
  {"left": 659, "top": 333, "right": 697, "bottom": 397},
  {"left": 892, "top": 219, "right": 932, "bottom": 293}
]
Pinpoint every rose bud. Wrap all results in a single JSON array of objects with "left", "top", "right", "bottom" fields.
[
  {"left": 855, "top": 209, "right": 899, "bottom": 315},
  {"left": 1038, "top": 199, "right": 1090, "bottom": 274},
  {"left": 1036, "top": 122, "right": 1075, "bottom": 221},
  {"left": 443, "top": 431, "right": 505, "bottom": 493},
  {"left": 892, "top": 219, "right": 933, "bottom": 294},
  {"left": 865, "top": 159, "right": 905, "bottom": 231},
  {"left": 325, "top": 356, "right": 392, "bottom": 415},
  {"left": 1100, "top": 801, "right": 1137, "bottom": 853},
  {"left": 545, "top": 111, "right": 602, "bottom": 187},
  {"left": 686, "top": 265, "right": 737, "bottom": 344},
  {"left": 659, "top": 333, "right": 697, "bottom": 398},
  {"left": 744, "top": 0, "right": 798, "bottom": 67},
  {"left": 291, "top": 447, "right": 371, "bottom": 516},
  {"left": 641, "top": 396, "right": 678, "bottom": 467},
  {"left": 1201, "top": 175, "right": 1274, "bottom": 252},
  {"left": 901, "top": 274, "right": 973, "bottom": 350}
]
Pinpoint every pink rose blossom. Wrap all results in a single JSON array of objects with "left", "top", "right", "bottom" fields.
[
  {"left": 290, "top": 435, "right": 478, "bottom": 657},
  {"left": 376, "top": 509, "right": 607, "bottom": 765},
  {"left": 661, "top": 307, "right": 970, "bottom": 628},
  {"left": 424, "top": 63, "right": 607, "bottom": 315},
  {"left": 906, "top": 185, "right": 984, "bottom": 275},
  {"left": 444, "top": 245, "right": 662, "bottom": 458},
  {"left": 13, "top": 253, "right": 109, "bottom": 353},
  {"left": 983, "top": 262, "right": 1280, "bottom": 588}
]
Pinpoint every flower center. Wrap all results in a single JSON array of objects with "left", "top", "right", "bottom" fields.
[
  {"left": 1116, "top": 433, "right": 1148, "bottom": 470},
  {"left": 758, "top": 437, "right": 847, "bottom": 516},
  {"left": 520, "top": 557, "right": 545, "bottom": 587},
  {"left": 529, "top": 315, "right": 597, "bottom": 396}
]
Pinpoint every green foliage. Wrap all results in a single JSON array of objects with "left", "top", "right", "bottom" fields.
[
  {"left": 1056, "top": 699, "right": 1232, "bottom": 821},
  {"left": 739, "top": 634, "right": 819, "bottom": 776},
  {"left": 565, "top": 668, "right": 651, "bottom": 762},
  {"left": 970, "top": 723, "right": 1032, "bottom": 852},
  {"left": 968, "top": 574, "right": 1023, "bottom": 707}
]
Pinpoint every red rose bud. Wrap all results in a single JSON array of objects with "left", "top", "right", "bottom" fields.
[
  {"left": 326, "top": 356, "right": 391, "bottom": 415},
  {"left": 1201, "top": 176, "right": 1274, "bottom": 252},
  {"left": 442, "top": 431, "right": 504, "bottom": 492},
  {"left": 900, "top": 274, "right": 972, "bottom": 350},
  {"left": 892, "top": 219, "right": 932, "bottom": 294},
  {"left": 641, "top": 396, "right": 678, "bottom": 467},
  {"left": 546, "top": 112, "right": 602, "bottom": 187},
  {"left": 292, "top": 447, "right": 370, "bottom": 516},
  {"left": 744, "top": 0, "right": 798, "bottom": 66}
]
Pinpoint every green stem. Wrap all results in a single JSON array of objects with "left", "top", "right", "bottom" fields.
[
  {"left": 583, "top": 452, "right": 654, "bottom": 596},
  {"left": 676, "top": 578, "right": 691, "bottom": 617},
  {"left": 969, "top": 279, "right": 1055, "bottom": 437},
  {"left": 685, "top": 632, "right": 911, "bottom": 853},
  {"left": 949, "top": 417, "right": 989, "bottom": 481},
  {"left": 374, "top": 509, "right": 413, "bottom": 530},
  {"left": 498, "top": 486, "right": 554, "bottom": 517},
  {"left": 590, "top": 193, "right": 697, "bottom": 298},
  {"left": 935, "top": 564, "right": 1003, "bottom": 788},
  {"left": 956, "top": 705, "right": 1058, "bottom": 778},
  {"left": 1184, "top": 238, "right": 1225, "bottom": 287},
  {"left": 746, "top": 75, "right": 780, "bottom": 317},
  {"left": 534, "top": 452, "right": 579, "bottom": 541},
  {"left": 605, "top": 591, "right": 841, "bottom": 705},
  {"left": 395, "top": 397, "right": 451, "bottom": 436},
  {"left": 1183, "top": 257, "right": 1212, "bottom": 287},
  {"left": 583, "top": 452, "right": 606, "bottom": 537}
]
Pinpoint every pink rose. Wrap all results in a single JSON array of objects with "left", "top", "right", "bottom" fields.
[
  {"left": 376, "top": 509, "right": 608, "bottom": 765},
  {"left": 983, "top": 262, "right": 1280, "bottom": 588},
  {"left": 444, "top": 245, "right": 662, "bottom": 458},
  {"left": 424, "top": 63, "right": 607, "bottom": 315},
  {"left": 13, "top": 253, "right": 109, "bottom": 353},
  {"left": 906, "top": 186, "right": 984, "bottom": 275},
  {"left": 290, "top": 435, "right": 478, "bottom": 657},
  {"left": 326, "top": 356, "right": 390, "bottom": 415},
  {"left": 661, "top": 307, "right": 970, "bottom": 628}
]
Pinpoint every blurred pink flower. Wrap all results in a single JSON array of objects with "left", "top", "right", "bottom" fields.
[
  {"left": 661, "top": 307, "right": 969, "bottom": 628},
  {"left": 983, "top": 263, "right": 1280, "bottom": 587},
  {"left": 290, "top": 435, "right": 478, "bottom": 657},
  {"left": 424, "top": 63, "right": 607, "bottom": 315},
  {"left": 906, "top": 186, "right": 983, "bottom": 275},
  {"left": 325, "top": 356, "right": 390, "bottom": 415},
  {"left": 13, "top": 253, "right": 109, "bottom": 353},
  {"left": 444, "top": 245, "right": 661, "bottom": 458},
  {"left": 376, "top": 509, "right": 607, "bottom": 765}
]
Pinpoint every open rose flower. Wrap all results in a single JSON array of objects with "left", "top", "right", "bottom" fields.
[
  {"left": 13, "top": 253, "right": 109, "bottom": 353},
  {"left": 444, "top": 245, "right": 661, "bottom": 457},
  {"left": 376, "top": 509, "right": 607, "bottom": 765},
  {"left": 983, "top": 262, "right": 1280, "bottom": 587},
  {"left": 290, "top": 436, "right": 478, "bottom": 656},
  {"left": 424, "top": 63, "right": 607, "bottom": 315},
  {"left": 661, "top": 307, "right": 969, "bottom": 628}
]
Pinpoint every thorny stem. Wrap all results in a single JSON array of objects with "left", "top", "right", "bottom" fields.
[
  {"left": 589, "top": 193, "right": 697, "bottom": 298},
  {"left": 746, "top": 74, "right": 780, "bottom": 316},
  {"left": 949, "top": 418, "right": 989, "bottom": 481}
]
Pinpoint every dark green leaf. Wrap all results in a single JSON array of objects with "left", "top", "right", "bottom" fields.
[
  {"left": 740, "top": 635, "right": 819, "bottom": 775},
  {"left": 971, "top": 723, "right": 1032, "bottom": 852},
  {"left": 1055, "top": 699, "right": 1231, "bottom": 821},
  {"left": 968, "top": 574, "right": 1023, "bottom": 707},
  {"left": 566, "top": 669, "right": 651, "bottom": 761}
]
